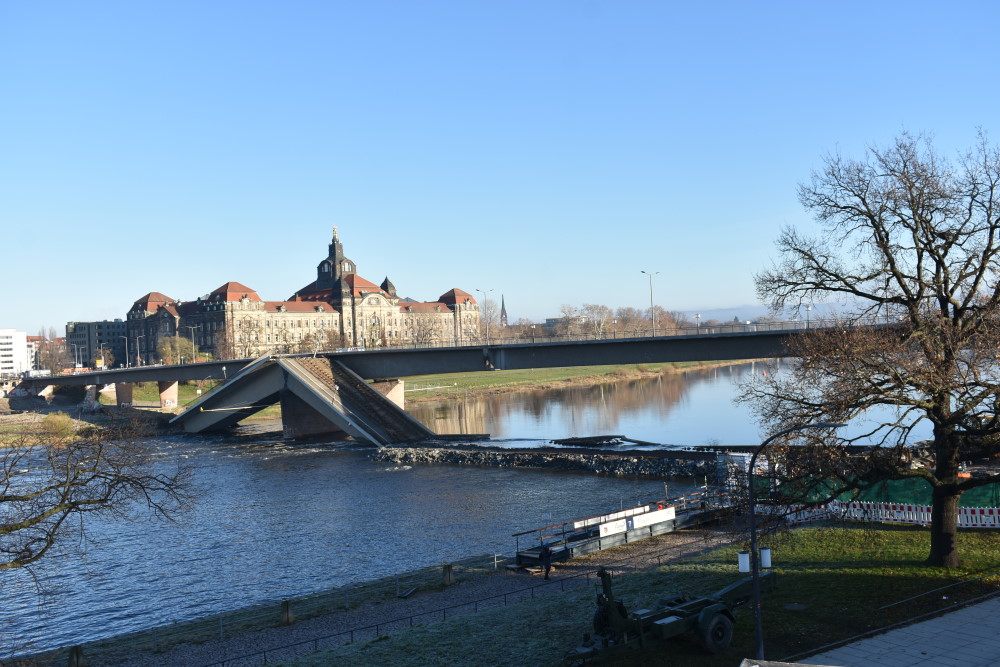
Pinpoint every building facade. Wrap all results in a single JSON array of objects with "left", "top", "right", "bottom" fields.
[
  {"left": 0, "top": 329, "right": 32, "bottom": 378},
  {"left": 65, "top": 320, "right": 128, "bottom": 368},
  {"left": 125, "top": 229, "right": 481, "bottom": 363}
]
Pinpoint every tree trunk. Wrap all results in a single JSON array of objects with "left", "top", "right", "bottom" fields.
[{"left": 927, "top": 485, "right": 961, "bottom": 568}]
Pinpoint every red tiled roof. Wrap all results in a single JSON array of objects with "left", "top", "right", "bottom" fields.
[
  {"left": 438, "top": 288, "right": 476, "bottom": 305},
  {"left": 345, "top": 274, "right": 384, "bottom": 296},
  {"left": 209, "top": 281, "right": 262, "bottom": 302},
  {"left": 130, "top": 291, "right": 175, "bottom": 312}
]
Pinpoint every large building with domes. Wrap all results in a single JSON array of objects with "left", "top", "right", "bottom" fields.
[{"left": 124, "top": 229, "right": 480, "bottom": 364}]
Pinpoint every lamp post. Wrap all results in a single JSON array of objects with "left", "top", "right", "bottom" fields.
[
  {"left": 135, "top": 336, "right": 145, "bottom": 366},
  {"left": 185, "top": 325, "right": 201, "bottom": 363},
  {"left": 475, "top": 289, "right": 494, "bottom": 345},
  {"left": 641, "top": 270, "right": 659, "bottom": 336},
  {"left": 695, "top": 313, "right": 701, "bottom": 331},
  {"left": 70, "top": 343, "right": 80, "bottom": 367},
  {"left": 530, "top": 324, "right": 535, "bottom": 343},
  {"left": 747, "top": 421, "right": 845, "bottom": 660},
  {"left": 119, "top": 336, "right": 129, "bottom": 368},
  {"left": 805, "top": 304, "right": 812, "bottom": 329}
]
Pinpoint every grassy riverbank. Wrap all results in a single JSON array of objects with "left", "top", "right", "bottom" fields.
[
  {"left": 286, "top": 524, "right": 1000, "bottom": 667},
  {"left": 402, "top": 361, "right": 737, "bottom": 404}
]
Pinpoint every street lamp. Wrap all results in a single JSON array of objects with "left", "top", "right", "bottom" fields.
[
  {"left": 641, "top": 270, "right": 659, "bottom": 336},
  {"left": 805, "top": 304, "right": 813, "bottom": 328},
  {"left": 695, "top": 313, "right": 701, "bottom": 330},
  {"left": 747, "top": 421, "right": 845, "bottom": 660},
  {"left": 612, "top": 318, "right": 617, "bottom": 339},
  {"left": 530, "top": 324, "right": 536, "bottom": 343},
  {"left": 185, "top": 325, "right": 201, "bottom": 363},
  {"left": 70, "top": 343, "right": 80, "bottom": 367},
  {"left": 135, "top": 336, "right": 145, "bottom": 366},
  {"left": 119, "top": 336, "right": 129, "bottom": 368},
  {"left": 475, "top": 288, "right": 495, "bottom": 345}
]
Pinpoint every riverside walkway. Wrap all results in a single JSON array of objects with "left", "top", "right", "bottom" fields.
[{"left": 802, "top": 595, "right": 1000, "bottom": 666}]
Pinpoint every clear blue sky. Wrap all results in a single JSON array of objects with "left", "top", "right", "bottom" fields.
[{"left": 2, "top": 1, "right": 996, "bottom": 334}]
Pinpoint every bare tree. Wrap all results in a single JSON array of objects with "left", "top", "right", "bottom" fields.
[
  {"left": 477, "top": 299, "right": 500, "bottom": 343},
  {"left": 614, "top": 307, "right": 646, "bottom": 337},
  {"left": 1, "top": 413, "right": 190, "bottom": 572},
  {"left": 410, "top": 315, "right": 442, "bottom": 346},
  {"left": 582, "top": 304, "right": 613, "bottom": 337},
  {"left": 747, "top": 131, "right": 1000, "bottom": 567},
  {"left": 36, "top": 328, "right": 70, "bottom": 374}
]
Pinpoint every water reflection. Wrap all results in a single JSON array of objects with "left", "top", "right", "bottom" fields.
[{"left": 409, "top": 362, "right": 773, "bottom": 446}]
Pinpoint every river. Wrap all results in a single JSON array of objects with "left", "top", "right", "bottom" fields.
[
  {"left": 408, "top": 361, "right": 775, "bottom": 447},
  {"left": 3, "top": 361, "right": 905, "bottom": 655}
]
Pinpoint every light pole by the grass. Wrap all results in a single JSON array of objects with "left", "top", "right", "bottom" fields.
[
  {"left": 475, "top": 288, "right": 494, "bottom": 345},
  {"left": 747, "top": 421, "right": 845, "bottom": 660},
  {"left": 185, "top": 325, "right": 201, "bottom": 363},
  {"left": 641, "top": 270, "right": 659, "bottom": 336},
  {"left": 120, "top": 336, "right": 129, "bottom": 368}
]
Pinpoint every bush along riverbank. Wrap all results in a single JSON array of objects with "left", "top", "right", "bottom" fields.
[{"left": 371, "top": 445, "right": 718, "bottom": 478}]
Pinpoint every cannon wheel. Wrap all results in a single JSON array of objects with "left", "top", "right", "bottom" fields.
[{"left": 701, "top": 613, "right": 734, "bottom": 653}]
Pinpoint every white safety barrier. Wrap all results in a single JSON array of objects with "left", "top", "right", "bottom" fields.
[{"left": 810, "top": 500, "right": 1000, "bottom": 528}]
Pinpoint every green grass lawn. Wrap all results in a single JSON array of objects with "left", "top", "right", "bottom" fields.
[
  {"left": 286, "top": 525, "right": 1000, "bottom": 667},
  {"left": 402, "top": 362, "right": 723, "bottom": 402}
]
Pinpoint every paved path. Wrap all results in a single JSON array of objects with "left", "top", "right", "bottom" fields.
[{"left": 804, "top": 596, "right": 1000, "bottom": 666}]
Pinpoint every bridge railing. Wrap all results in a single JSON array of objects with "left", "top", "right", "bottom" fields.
[{"left": 317, "top": 315, "right": 891, "bottom": 354}]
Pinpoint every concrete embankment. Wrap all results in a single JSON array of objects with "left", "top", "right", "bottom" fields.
[{"left": 371, "top": 445, "right": 719, "bottom": 478}]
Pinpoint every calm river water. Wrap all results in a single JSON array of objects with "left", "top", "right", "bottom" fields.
[{"left": 1, "top": 362, "right": 855, "bottom": 655}]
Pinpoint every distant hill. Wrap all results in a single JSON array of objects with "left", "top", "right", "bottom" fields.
[{"left": 679, "top": 305, "right": 770, "bottom": 323}]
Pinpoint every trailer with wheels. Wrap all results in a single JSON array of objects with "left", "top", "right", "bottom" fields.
[{"left": 564, "top": 567, "right": 775, "bottom": 664}]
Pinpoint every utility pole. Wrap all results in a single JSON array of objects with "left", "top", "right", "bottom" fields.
[{"left": 641, "top": 270, "right": 660, "bottom": 336}]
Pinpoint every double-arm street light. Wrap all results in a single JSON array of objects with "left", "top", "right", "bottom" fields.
[
  {"left": 748, "top": 421, "right": 845, "bottom": 660},
  {"left": 475, "top": 288, "right": 495, "bottom": 345},
  {"left": 641, "top": 270, "right": 659, "bottom": 336},
  {"left": 185, "top": 325, "right": 201, "bottom": 363},
  {"left": 135, "top": 335, "right": 145, "bottom": 366}
]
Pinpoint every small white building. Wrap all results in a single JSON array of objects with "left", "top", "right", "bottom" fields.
[{"left": 0, "top": 329, "right": 32, "bottom": 378}]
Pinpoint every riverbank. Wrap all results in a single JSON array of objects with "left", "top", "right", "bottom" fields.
[
  {"left": 44, "top": 528, "right": 732, "bottom": 667},
  {"left": 401, "top": 360, "right": 751, "bottom": 404},
  {"left": 44, "top": 525, "right": 1000, "bottom": 667}
]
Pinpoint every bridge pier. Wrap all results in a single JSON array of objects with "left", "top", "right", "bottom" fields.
[
  {"left": 115, "top": 382, "right": 134, "bottom": 408},
  {"left": 370, "top": 379, "right": 404, "bottom": 409},
  {"left": 158, "top": 381, "right": 178, "bottom": 409},
  {"left": 280, "top": 390, "right": 350, "bottom": 440}
]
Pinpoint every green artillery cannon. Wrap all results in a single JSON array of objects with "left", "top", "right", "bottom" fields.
[{"left": 564, "top": 567, "right": 776, "bottom": 664}]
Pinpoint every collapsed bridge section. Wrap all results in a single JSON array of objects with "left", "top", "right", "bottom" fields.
[{"left": 169, "top": 354, "right": 434, "bottom": 445}]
